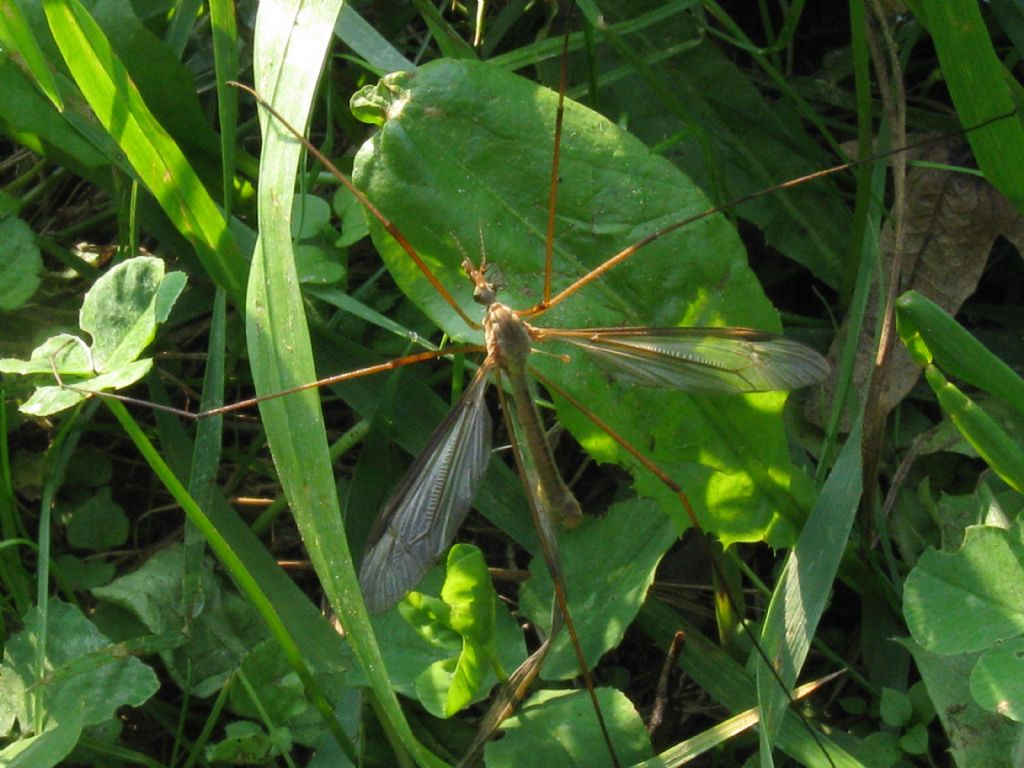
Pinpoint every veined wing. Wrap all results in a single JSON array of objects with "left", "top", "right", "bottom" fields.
[
  {"left": 359, "top": 365, "right": 493, "bottom": 614},
  {"left": 537, "top": 326, "right": 829, "bottom": 393}
]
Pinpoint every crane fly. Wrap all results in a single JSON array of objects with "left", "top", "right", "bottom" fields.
[
  {"left": 356, "top": 254, "right": 828, "bottom": 614},
  {"left": 5, "top": 42, "right": 836, "bottom": 768},
  {"left": 312, "top": 60, "right": 830, "bottom": 623},
  {"left": 230, "top": 45, "right": 830, "bottom": 764}
]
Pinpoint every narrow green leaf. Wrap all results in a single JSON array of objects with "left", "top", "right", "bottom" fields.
[
  {"left": 921, "top": 0, "right": 1024, "bottom": 211},
  {"left": 408, "top": 0, "right": 477, "bottom": 60},
  {"left": 923, "top": 366, "right": 1024, "bottom": 493},
  {"left": 758, "top": 417, "right": 863, "bottom": 751},
  {"left": 0, "top": 56, "right": 109, "bottom": 178},
  {"left": 248, "top": 2, "right": 443, "bottom": 765},
  {"left": 0, "top": 0, "right": 62, "bottom": 108},
  {"left": 42, "top": 0, "right": 247, "bottom": 306},
  {"left": 334, "top": 4, "right": 414, "bottom": 74},
  {"left": 896, "top": 291, "right": 1024, "bottom": 419},
  {"left": 210, "top": 0, "right": 240, "bottom": 214}
]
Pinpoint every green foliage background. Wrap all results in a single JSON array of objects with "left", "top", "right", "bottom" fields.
[{"left": 1, "top": 1, "right": 1024, "bottom": 767}]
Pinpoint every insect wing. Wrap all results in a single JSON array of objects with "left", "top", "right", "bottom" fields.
[
  {"left": 546, "top": 327, "right": 829, "bottom": 394},
  {"left": 359, "top": 367, "right": 493, "bottom": 614}
]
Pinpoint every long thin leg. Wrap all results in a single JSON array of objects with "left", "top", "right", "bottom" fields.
[
  {"left": 466, "top": 376, "right": 620, "bottom": 767},
  {"left": 522, "top": 116, "right": 1014, "bottom": 320},
  {"left": 229, "top": 81, "right": 480, "bottom": 329},
  {"left": 57, "top": 344, "right": 483, "bottom": 420}
]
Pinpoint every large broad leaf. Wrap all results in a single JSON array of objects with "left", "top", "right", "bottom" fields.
[
  {"left": 520, "top": 497, "right": 677, "bottom": 679},
  {"left": 352, "top": 60, "right": 814, "bottom": 548}
]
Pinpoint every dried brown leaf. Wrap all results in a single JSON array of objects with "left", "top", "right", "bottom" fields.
[{"left": 808, "top": 138, "right": 1024, "bottom": 429}]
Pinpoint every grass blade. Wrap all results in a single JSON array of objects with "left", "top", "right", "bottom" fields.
[
  {"left": 41, "top": 0, "right": 247, "bottom": 305},
  {"left": 248, "top": 3, "right": 445, "bottom": 765},
  {"left": 757, "top": 418, "right": 863, "bottom": 757},
  {"left": 921, "top": 0, "right": 1024, "bottom": 211}
]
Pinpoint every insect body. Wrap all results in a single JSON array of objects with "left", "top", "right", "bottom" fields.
[{"left": 357, "top": 248, "right": 827, "bottom": 614}]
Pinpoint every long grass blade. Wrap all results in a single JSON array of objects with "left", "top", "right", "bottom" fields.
[
  {"left": 359, "top": 365, "right": 494, "bottom": 614},
  {"left": 42, "top": 0, "right": 247, "bottom": 306}
]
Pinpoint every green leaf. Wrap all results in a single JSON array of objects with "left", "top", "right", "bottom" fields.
[
  {"left": 908, "top": 681, "right": 937, "bottom": 725},
  {"left": 0, "top": 715, "right": 82, "bottom": 768},
  {"left": 365, "top": 568, "right": 524, "bottom": 711},
  {"left": 880, "top": 688, "right": 913, "bottom": 728},
  {"left": 896, "top": 292, "right": 1024, "bottom": 492},
  {"left": 391, "top": 554, "right": 512, "bottom": 718},
  {"left": 400, "top": 591, "right": 458, "bottom": 647},
  {"left": 0, "top": 55, "right": 109, "bottom": 177},
  {"left": 0, "top": 0, "right": 62, "bottom": 109},
  {"left": 520, "top": 498, "right": 677, "bottom": 679},
  {"left": 0, "top": 217, "right": 42, "bottom": 310},
  {"left": 859, "top": 731, "right": 901, "bottom": 767},
  {"left": 18, "top": 360, "right": 152, "bottom": 416},
  {"left": 899, "top": 723, "right": 929, "bottom": 756},
  {"left": 54, "top": 554, "right": 115, "bottom": 591},
  {"left": 902, "top": 639, "right": 1023, "bottom": 767},
  {"left": 92, "top": 545, "right": 267, "bottom": 697},
  {"left": 437, "top": 544, "right": 501, "bottom": 716},
  {"left": 334, "top": 4, "right": 414, "bottom": 75},
  {"left": 0, "top": 334, "right": 92, "bottom": 377},
  {"left": 294, "top": 245, "right": 346, "bottom": 286},
  {"left": 970, "top": 635, "right": 1024, "bottom": 723},
  {"left": 0, "top": 256, "right": 185, "bottom": 416},
  {"left": 64, "top": 487, "right": 129, "bottom": 551},
  {"left": 415, "top": 656, "right": 467, "bottom": 718},
  {"left": 1, "top": 601, "right": 158, "bottom": 733},
  {"left": 291, "top": 194, "right": 332, "bottom": 239},
  {"left": 923, "top": 366, "right": 1024, "bottom": 493},
  {"left": 442, "top": 543, "right": 496, "bottom": 642},
  {"left": 79, "top": 256, "right": 185, "bottom": 371},
  {"left": 920, "top": 0, "right": 1024, "bottom": 212},
  {"left": 204, "top": 720, "right": 291, "bottom": 764},
  {"left": 904, "top": 524, "right": 1024, "bottom": 655},
  {"left": 483, "top": 688, "right": 653, "bottom": 766},
  {"left": 896, "top": 291, "right": 1024, "bottom": 418},
  {"left": 352, "top": 58, "right": 814, "bottom": 557},
  {"left": 333, "top": 186, "right": 370, "bottom": 247},
  {"left": 229, "top": 639, "right": 314, "bottom": 724}
]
